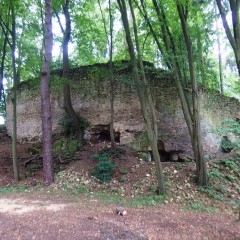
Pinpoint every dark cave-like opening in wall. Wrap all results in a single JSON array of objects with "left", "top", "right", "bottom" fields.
[
  {"left": 149, "top": 140, "right": 184, "bottom": 162},
  {"left": 150, "top": 150, "right": 184, "bottom": 162},
  {"left": 91, "top": 124, "right": 120, "bottom": 143}
]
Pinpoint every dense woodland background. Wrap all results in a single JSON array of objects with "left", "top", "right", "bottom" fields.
[{"left": 0, "top": 0, "right": 239, "bottom": 193}]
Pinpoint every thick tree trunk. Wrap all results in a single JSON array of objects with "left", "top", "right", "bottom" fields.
[{"left": 41, "top": 0, "right": 54, "bottom": 186}]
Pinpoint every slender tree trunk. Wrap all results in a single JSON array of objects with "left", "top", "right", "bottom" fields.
[
  {"left": 41, "top": 0, "right": 54, "bottom": 186},
  {"left": 97, "top": 0, "right": 116, "bottom": 150},
  {"left": 143, "top": 0, "right": 207, "bottom": 185},
  {"left": 11, "top": 31, "right": 19, "bottom": 182},
  {"left": 108, "top": 0, "right": 117, "bottom": 150},
  {"left": 216, "top": 0, "right": 240, "bottom": 77},
  {"left": 0, "top": 36, "right": 7, "bottom": 101},
  {"left": 117, "top": 0, "right": 165, "bottom": 195},
  {"left": 10, "top": 4, "right": 19, "bottom": 182},
  {"left": 55, "top": 0, "right": 84, "bottom": 143},
  {"left": 149, "top": 0, "right": 193, "bottom": 135},
  {"left": 217, "top": 26, "right": 224, "bottom": 93},
  {"left": 0, "top": 5, "right": 19, "bottom": 181},
  {"left": 135, "top": 0, "right": 170, "bottom": 69},
  {"left": 63, "top": 0, "right": 84, "bottom": 142},
  {"left": 215, "top": 2, "right": 224, "bottom": 93},
  {"left": 197, "top": 37, "right": 206, "bottom": 87},
  {"left": 177, "top": 3, "right": 208, "bottom": 186}
]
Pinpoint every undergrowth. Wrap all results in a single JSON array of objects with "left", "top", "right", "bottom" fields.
[
  {"left": 90, "top": 147, "right": 125, "bottom": 183},
  {"left": 90, "top": 152, "right": 116, "bottom": 182},
  {"left": 0, "top": 185, "right": 28, "bottom": 194},
  {"left": 53, "top": 138, "right": 79, "bottom": 158},
  {"left": 201, "top": 154, "right": 240, "bottom": 206},
  {"left": 86, "top": 190, "right": 166, "bottom": 207}
]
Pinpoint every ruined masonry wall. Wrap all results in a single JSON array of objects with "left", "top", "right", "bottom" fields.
[{"left": 6, "top": 69, "right": 240, "bottom": 158}]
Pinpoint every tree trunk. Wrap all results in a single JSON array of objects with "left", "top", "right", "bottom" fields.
[
  {"left": 0, "top": 4, "right": 19, "bottom": 181},
  {"left": 149, "top": 0, "right": 193, "bottom": 136},
  {"left": 11, "top": 34, "right": 19, "bottom": 182},
  {"left": 143, "top": 0, "right": 208, "bottom": 185},
  {"left": 216, "top": 0, "right": 240, "bottom": 77},
  {"left": 97, "top": 0, "right": 116, "bottom": 150},
  {"left": 62, "top": 0, "right": 84, "bottom": 143},
  {"left": 215, "top": 1, "right": 224, "bottom": 93},
  {"left": 0, "top": 36, "right": 7, "bottom": 101},
  {"left": 197, "top": 36, "right": 206, "bottom": 87},
  {"left": 41, "top": 0, "right": 54, "bottom": 186},
  {"left": 108, "top": 0, "right": 117, "bottom": 150},
  {"left": 10, "top": 4, "right": 19, "bottom": 182},
  {"left": 177, "top": 3, "right": 208, "bottom": 186},
  {"left": 117, "top": 0, "right": 165, "bottom": 195}
]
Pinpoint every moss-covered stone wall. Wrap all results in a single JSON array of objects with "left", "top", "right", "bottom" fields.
[{"left": 6, "top": 63, "right": 240, "bottom": 158}]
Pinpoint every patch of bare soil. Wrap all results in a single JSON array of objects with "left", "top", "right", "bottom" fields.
[
  {"left": 0, "top": 195, "right": 239, "bottom": 240},
  {"left": 0, "top": 126, "right": 240, "bottom": 239}
]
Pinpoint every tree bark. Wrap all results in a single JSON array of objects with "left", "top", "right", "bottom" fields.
[
  {"left": 0, "top": 36, "right": 7, "bottom": 102},
  {"left": 54, "top": 0, "right": 84, "bottom": 142},
  {"left": 0, "top": 3, "right": 19, "bottom": 181},
  {"left": 177, "top": 3, "right": 208, "bottom": 186},
  {"left": 62, "top": 0, "right": 84, "bottom": 143},
  {"left": 216, "top": 0, "right": 240, "bottom": 77},
  {"left": 11, "top": 6, "right": 19, "bottom": 181},
  {"left": 149, "top": 0, "right": 193, "bottom": 135},
  {"left": 97, "top": 0, "right": 116, "bottom": 150},
  {"left": 117, "top": 0, "right": 165, "bottom": 195},
  {"left": 143, "top": 0, "right": 208, "bottom": 185},
  {"left": 41, "top": 0, "right": 54, "bottom": 186},
  {"left": 108, "top": 0, "right": 117, "bottom": 150}
]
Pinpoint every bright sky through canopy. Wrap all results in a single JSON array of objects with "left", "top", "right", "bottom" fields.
[{"left": 0, "top": 117, "right": 4, "bottom": 124}]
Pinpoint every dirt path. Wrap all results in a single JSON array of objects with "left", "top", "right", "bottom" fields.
[{"left": 0, "top": 195, "right": 239, "bottom": 240}]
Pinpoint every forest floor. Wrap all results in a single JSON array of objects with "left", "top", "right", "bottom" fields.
[{"left": 0, "top": 126, "right": 240, "bottom": 240}]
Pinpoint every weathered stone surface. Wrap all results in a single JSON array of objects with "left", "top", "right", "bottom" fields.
[{"left": 6, "top": 65, "right": 240, "bottom": 158}]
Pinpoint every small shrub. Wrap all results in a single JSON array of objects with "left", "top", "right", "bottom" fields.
[
  {"left": 190, "top": 202, "right": 204, "bottom": 211},
  {"left": 91, "top": 152, "right": 116, "bottom": 182},
  {"left": 200, "top": 186, "right": 225, "bottom": 200},
  {"left": 224, "top": 158, "right": 239, "bottom": 173},
  {"left": 98, "top": 147, "right": 125, "bottom": 160},
  {"left": 209, "top": 168, "right": 225, "bottom": 179},
  {"left": 118, "top": 176, "right": 126, "bottom": 182},
  {"left": 53, "top": 138, "right": 78, "bottom": 158}
]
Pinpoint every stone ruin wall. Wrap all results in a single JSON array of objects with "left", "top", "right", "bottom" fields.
[{"left": 6, "top": 66, "right": 240, "bottom": 159}]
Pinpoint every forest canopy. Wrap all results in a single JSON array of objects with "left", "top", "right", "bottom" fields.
[
  {"left": 0, "top": 0, "right": 239, "bottom": 95},
  {"left": 0, "top": 0, "right": 239, "bottom": 122}
]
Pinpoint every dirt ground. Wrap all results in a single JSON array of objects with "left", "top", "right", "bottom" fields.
[
  {"left": 0, "top": 127, "right": 240, "bottom": 240},
  {"left": 0, "top": 194, "right": 239, "bottom": 240}
]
